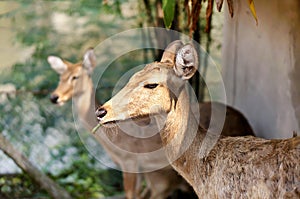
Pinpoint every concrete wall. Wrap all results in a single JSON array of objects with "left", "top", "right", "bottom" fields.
[{"left": 222, "top": 0, "right": 300, "bottom": 138}]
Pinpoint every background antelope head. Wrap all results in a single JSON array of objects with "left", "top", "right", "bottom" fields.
[
  {"left": 48, "top": 48, "right": 96, "bottom": 105},
  {"left": 96, "top": 40, "right": 198, "bottom": 126}
]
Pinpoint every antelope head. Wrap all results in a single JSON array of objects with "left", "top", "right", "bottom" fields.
[
  {"left": 96, "top": 40, "right": 198, "bottom": 127},
  {"left": 48, "top": 48, "right": 96, "bottom": 105}
]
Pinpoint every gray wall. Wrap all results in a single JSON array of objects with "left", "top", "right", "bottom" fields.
[{"left": 222, "top": 0, "right": 300, "bottom": 138}]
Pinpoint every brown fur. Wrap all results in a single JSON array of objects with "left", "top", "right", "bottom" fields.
[
  {"left": 48, "top": 50, "right": 194, "bottom": 199},
  {"left": 165, "top": 89, "right": 300, "bottom": 198},
  {"left": 98, "top": 41, "right": 300, "bottom": 198}
]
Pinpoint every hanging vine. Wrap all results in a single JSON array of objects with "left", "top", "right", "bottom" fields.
[{"left": 163, "top": 0, "right": 258, "bottom": 37}]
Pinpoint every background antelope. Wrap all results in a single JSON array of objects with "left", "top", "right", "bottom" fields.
[{"left": 96, "top": 41, "right": 300, "bottom": 198}]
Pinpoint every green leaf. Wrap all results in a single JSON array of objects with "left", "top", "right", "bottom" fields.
[{"left": 162, "top": 0, "right": 175, "bottom": 28}]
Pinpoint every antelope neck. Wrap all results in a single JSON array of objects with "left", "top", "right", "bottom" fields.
[
  {"left": 159, "top": 84, "right": 201, "bottom": 160},
  {"left": 73, "top": 77, "right": 97, "bottom": 131}
]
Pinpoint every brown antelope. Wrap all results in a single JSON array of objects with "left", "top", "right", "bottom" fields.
[
  {"left": 48, "top": 49, "right": 194, "bottom": 199},
  {"left": 96, "top": 41, "right": 300, "bottom": 198},
  {"left": 48, "top": 48, "right": 254, "bottom": 199}
]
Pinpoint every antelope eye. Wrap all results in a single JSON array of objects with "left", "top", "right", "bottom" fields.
[
  {"left": 72, "top": 76, "right": 79, "bottom": 80},
  {"left": 144, "top": 83, "right": 159, "bottom": 89}
]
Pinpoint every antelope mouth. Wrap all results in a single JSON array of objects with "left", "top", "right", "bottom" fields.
[
  {"left": 100, "top": 120, "right": 118, "bottom": 128},
  {"left": 49, "top": 96, "right": 66, "bottom": 106},
  {"left": 50, "top": 100, "right": 65, "bottom": 106},
  {"left": 101, "top": 115, "right": 153, "bottom": 127}
]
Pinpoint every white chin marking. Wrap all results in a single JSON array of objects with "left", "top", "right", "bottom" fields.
[{"left": 58, "top": 101, "right": 65, "bottom": 106}]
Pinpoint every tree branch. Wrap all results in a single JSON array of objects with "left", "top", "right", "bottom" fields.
[{"left": 0, "top": 133, "right": 72, "bottom": 199}]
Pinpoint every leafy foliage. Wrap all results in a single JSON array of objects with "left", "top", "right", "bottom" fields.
[
  {"left": 54, "top": 159, "right": 123, "bottom": 198},
  {"left": 165, "top": 0, "right": 258, "bottom": 36},
  {"left": 0, "top": 173, "right": 49, "bottom": 199}
]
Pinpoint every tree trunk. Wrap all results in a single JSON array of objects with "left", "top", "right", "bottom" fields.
[{"left": 0, "top": 133, "right": 72, "bottom": 199}]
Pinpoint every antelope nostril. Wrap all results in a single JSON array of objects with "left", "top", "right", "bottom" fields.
[
  {"left": 96, "top": 108, "right": 107, "bottom": 120},
  {"left": 50, "top": 94, "right": 59, "bottom": 104}
]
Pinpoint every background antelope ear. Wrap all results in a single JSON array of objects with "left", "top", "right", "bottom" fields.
[
  {"left": 174, "top": 44, "right": 198, "bottom": 80},
  {"left": 83, "top": 48, "right": 96, "bottom": 74},
  {"left": 160, "top": 40, "right": 184, "bottom": 65},
  {"left": 47, "top": 56, "right": 68, "bottom": 74}
]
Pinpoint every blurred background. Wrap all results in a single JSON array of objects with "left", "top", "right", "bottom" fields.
[
  {"left": 2, "top": 0, "right": 300, "bottom": 198},
  {"left": 0, "top": 1, "right": 223, "bottom": 198}
]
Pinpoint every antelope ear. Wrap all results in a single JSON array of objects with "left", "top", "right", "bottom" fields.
[
  {"left": 160, "top": 40, "right": 184, "bottom": 65},
  {"left": 174, "top": 44, "right": 198, "bottom": 80},
  {"left": 47, "top": 56, "right": 68, "bottom": 74},
  {"left": 83, "top": 48, "right": 96, "bottom": 74}
]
